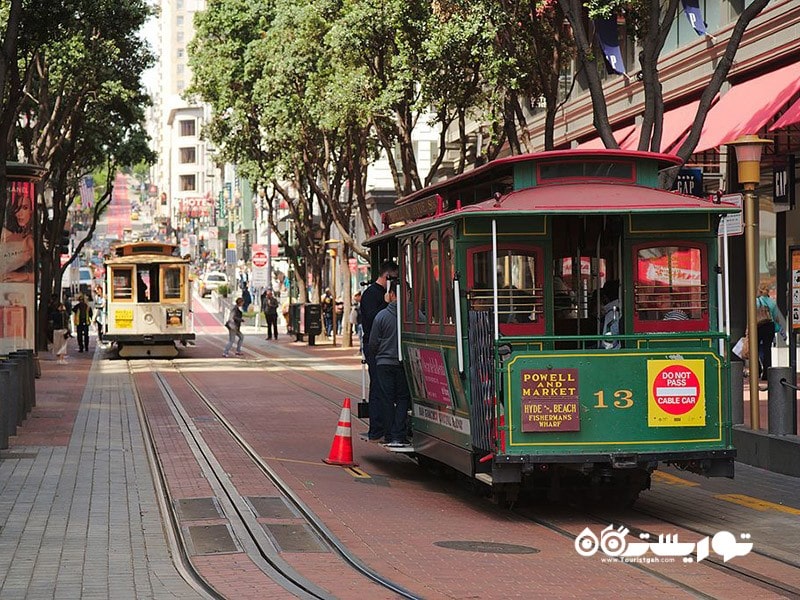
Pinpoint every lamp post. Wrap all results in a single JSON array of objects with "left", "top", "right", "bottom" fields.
[
  {"left": 726, "top": 134, "right": 772, "bottom": 431},
  {"left": 324, "top": 239, "right": 341, "bottom": 346}
]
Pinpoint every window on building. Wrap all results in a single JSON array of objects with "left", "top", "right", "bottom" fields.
[
  {"left": 177, "top": 48, "right": 185, "bottom": 58},
  {"left": 179, "top": 119, "right": 195, "bottom": 137},
  {"left": 179, "top": 147, "right": 196, "bottom": 164},
  {"left": 179, "top": 174, "right": 196, "bottom": 191},
  {"left": 633, "top": 244, "right": 708, "bottom": 332},
  {"left": 177, "top": 15, "right": 184, "bottom": 26},
  {"left": 177, "top": 31, "right": 184, "bottom": 43}
]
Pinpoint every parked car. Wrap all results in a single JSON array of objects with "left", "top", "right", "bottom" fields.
[{"left": 199, "top": 271, "right": 227, "bottom": 298}]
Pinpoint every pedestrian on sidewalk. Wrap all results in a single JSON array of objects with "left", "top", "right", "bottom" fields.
[
  {"left": 71, "top": 294, "right": 93, "bottom": 353},
  {"left": 223, "top": 297, "right": 245, "bottom": 357},
  {"left": 368, "top": 279, "right": 410, "bottom": 448},
  {"left": 93, "top": 285, "right": 107, "bottom": 346},
  {"left": 261, "top": 288, "right": 279, "bottom": 340},
  {"left": 360, "top": 260, "right": 398, "bottom": 442},
  {"left": 321, "top": 288, "right": 334, "bottom": 337},
  {"left": 755, "top": 284, "right": 784, "bottom": 381},
  {"left": 51, "top": 301, "right": 70, "bottom": 364}
]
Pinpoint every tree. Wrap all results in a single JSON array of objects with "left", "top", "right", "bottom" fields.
[
  {"left": 559, "top": 0, "right": 771, "bottom": 168},
  {"left": 10, "top": 0, "right": 155, "bottom": 348},
  {"left": 0, "top": 0, "right": 77, "bottom": 229}
]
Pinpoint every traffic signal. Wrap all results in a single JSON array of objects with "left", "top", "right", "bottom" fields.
[{"left": 59, "top": 230, "right": 70, "bottom": 255}]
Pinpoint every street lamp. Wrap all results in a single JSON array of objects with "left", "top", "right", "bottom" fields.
[
  {"left": 324, "top": 239, "right": 341, "bottom": 346},
  {"left": 726, "top": 134, "right": 772, "bottom": 431}
]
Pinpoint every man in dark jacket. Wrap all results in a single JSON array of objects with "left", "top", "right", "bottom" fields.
[
  {"left": 71, "top": 294, "right": 93, "bottom": 353},
  {"left": 368, "top": 279, "right": 410, "bottom": 447},
  {"left": 360, "top": 260, "right": 398, "bottom": 442},
  {"left": 261, "top": 289, "right": 279, "bottom": 340}
]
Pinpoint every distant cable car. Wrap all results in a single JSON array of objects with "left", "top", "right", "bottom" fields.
[{"left": 104, "top": 241, "right": 195, "bottom": 358}]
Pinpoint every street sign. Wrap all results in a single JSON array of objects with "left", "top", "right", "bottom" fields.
[
  {"left": 718, "top": 193, "right": 743, "bottom": 237},
  {"left": 251, "top": 249, "right": 269, "bottom": 287},
  {"left": 252, "top": 250, "right": 268, "bottom": 268}
]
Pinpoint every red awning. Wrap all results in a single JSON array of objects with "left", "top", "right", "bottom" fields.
[
  {"left": 694, "top": 62, "right": 800, "bottom": 153},
  {"left": 575, "top": 124, "right": 636, "bottom": 149},
  {"left": 770, "top": 96, "right": 800, "bottom": 131},
  {"left": 620, "top": 99, "right": 706, "bottom": 153}
]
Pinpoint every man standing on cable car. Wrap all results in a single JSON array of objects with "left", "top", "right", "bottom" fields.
[
  {"left": 368, "top": 279, "right": 410, "bottom": 448},
  {"left": 360, "top": 260, "right": 398, "bottom": 442}
]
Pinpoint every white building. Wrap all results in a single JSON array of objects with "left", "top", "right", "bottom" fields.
[{"left": 150, "top": 0, "right": 219, "bottom": 248}]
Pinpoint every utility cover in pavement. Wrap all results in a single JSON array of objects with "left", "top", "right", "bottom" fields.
[
  {"left": 247, "top": 496, "right": 297, "bottom": 519},
  {"left": 175, "top": 497, "right": 222, "bottom": 521},
  {"left": 434, "top": 541, "right": 540, "bottom": 554},
  {"left": 263, "top": 524, "right": 329, "bottom": 553},
  {"left": 186, "top": 524, "right": 239, "bottom": 555}
]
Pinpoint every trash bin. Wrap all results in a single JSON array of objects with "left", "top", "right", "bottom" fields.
[
  {"left": 10, "top": 350, "right": 35, "bottom": 414},
  {"left": 0, "top": 361, "right": 21, "bottom": 437},
  {"left": 0, "top": 368, "right": 9, "bottom": 449},
  {"left": 303, "top": 303, "right": 322, "bottom": 337}
]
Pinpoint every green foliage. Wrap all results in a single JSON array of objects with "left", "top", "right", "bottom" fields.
[{"left": 217, "top": 284, "right": 230, "bottom": 298}]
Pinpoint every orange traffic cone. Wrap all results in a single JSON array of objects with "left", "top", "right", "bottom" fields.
[{"left": 323, "top": 397, "right": 357, "bottom": 466}]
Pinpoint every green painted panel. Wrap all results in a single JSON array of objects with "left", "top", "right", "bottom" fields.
[
  {"left": 403, "top": 340, "right": 471, "bottom": 448},
  {"left": 634, "top": 160, "right": 660, "bottom": 187},
  {"left": 513, "top": 162, "right": 536, "bottom": 189},
  {"left": 462, "top": 216, "right": 547, "bottom": 237},
  {"left": 502, "top": 350, "right": 731, "bottom": 454},
  {"left": 629, "top": 213, "right": 712, "bottom": 234}
]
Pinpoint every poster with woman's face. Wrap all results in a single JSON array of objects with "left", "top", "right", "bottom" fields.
[
  {"left": 0, "top": 182, "right": 35, "bottom": 283},
  {"left": 0, "top": 180, "right": 36, "bottom": 352}
]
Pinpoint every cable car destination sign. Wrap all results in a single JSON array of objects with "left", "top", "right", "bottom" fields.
[{"left": 520, "top": 368, "right": 580, "bottom": 432}]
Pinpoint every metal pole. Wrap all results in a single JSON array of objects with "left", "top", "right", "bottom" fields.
[
  {"left": 331, "top": 251, "right": 337, "bottom": 347},
  {"left": 744, "top": 184, "right": 760, "bottom": 430}
]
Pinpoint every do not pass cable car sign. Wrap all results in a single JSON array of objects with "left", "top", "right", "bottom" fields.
[{"left": 647, "top": 360, "right": 705, "bottom": 427}]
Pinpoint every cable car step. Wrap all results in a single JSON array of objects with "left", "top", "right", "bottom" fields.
[{"left": 475, "top": 473, "right": 493, "bottom": 485}]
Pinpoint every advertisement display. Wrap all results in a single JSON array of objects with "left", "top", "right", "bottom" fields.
[{"left": 0, "top": 164, "right": 43, "bottom": 353}]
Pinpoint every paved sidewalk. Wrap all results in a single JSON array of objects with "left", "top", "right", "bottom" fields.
[{"left": 0, "top": 348, "right": 202, "bottom": 599}]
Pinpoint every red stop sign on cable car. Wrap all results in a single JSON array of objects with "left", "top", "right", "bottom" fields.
[
  {"left": 252, "top": 251, "right": 268, "bottom": 268},
  {"left": 651, "top": 365, "right": 700, "bottom": 415}
]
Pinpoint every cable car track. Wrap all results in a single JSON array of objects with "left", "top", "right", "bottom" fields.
[
  {"left": 134, "top": 359, "right": 421, "bottom": 600},
  {"left": 516, "top": 506, "right": 800, "bottom": 599}
]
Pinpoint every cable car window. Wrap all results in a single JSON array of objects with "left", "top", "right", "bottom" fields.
[
  {"left": 469, "top": 248, "right": 542, "bottom": 329},
  {"left": 538, "top": 160, "right": 634, "bottom": 182},
  {"left": 633, "top": 244, "right": 708, "bottom": 332},
  {"left": 402, "top": 240, "right": 415, "bottom": 324},
  {"left": 442, "top": 233, "right": 455, "bottom": 327},
  {"left": 414, "top": 237, "right": 425, "bottom": 324},
  {"left": 162, "top": 266, "right": 183, "bottom": 301},
  {"left": 428, "top": 235, "right": 441, "bottom": 325},
  {"left": 111, "top": 267, "right": 133, "bottom": 300}
]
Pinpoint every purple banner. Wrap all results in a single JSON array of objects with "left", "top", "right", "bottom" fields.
[
  {"left": 681, "top": 0, "right": 706, "bottom": 36},
  {"left": 595, "top": 18, "right": 625, "bottom": 75}
]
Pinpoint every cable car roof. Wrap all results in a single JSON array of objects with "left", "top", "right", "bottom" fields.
[
  {"left": 460, "top": 182, "right": 739, "bottom": 215},
  {"left": 105, "top": 254, "right": 189, "bottom": 265},
  {"left": 367, "top": 182, "right": 738, "bottom": 243}
]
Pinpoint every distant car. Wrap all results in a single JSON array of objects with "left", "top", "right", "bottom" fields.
[
  {"left": 199, "top": 271, "right": 227, "bottom": 298},
  {"left": 79, "top": 267, "right": 93, "bottom": 295}
]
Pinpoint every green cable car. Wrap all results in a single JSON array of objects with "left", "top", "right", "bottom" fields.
[{"left": 365, "top": 149, "right": 737, "bottom": 504}]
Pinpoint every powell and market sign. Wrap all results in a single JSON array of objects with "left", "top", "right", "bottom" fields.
[{"left": 773, "top": 154, "right": 796, "bottom": 211}]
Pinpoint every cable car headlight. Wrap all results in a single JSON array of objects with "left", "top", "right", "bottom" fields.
[{"left": 144, "top": 313, "right": 155, "bottom": 325}]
